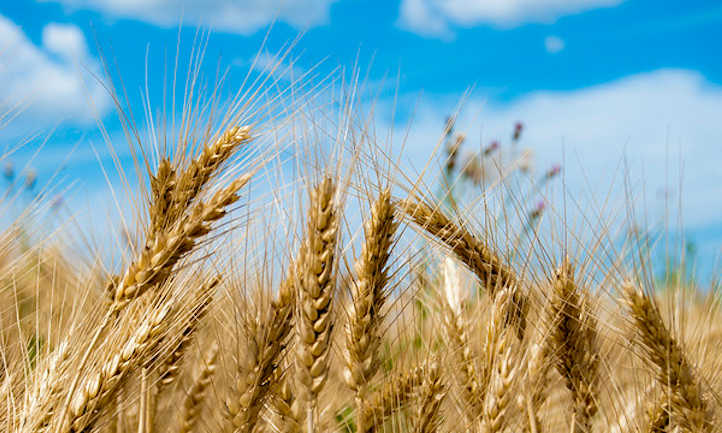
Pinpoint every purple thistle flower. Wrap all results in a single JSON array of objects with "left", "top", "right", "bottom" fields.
[
  {"left": 546, "top": 164, "right": 561, "bottom": 179},
  {"left": 484, "top": 140, "right": 499, "bottom": 156},
  {"left": 513, "top": 122, "right": 524, "bottom": 140},
  {"left": 530, "top": 200, "right": 545, "bottom": 219}
]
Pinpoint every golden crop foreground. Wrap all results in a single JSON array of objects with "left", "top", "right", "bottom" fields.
[{"left": 0, "top": 50, "right": 719, "bottom": 433}]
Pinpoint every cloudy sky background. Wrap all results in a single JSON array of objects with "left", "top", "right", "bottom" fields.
[{"left": 0, "top": 0, "right": 720, "bottom": 279}]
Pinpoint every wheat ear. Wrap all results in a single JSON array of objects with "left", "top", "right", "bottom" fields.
[
  {"left": 622, "top": 281, "right": 710, "bottom": 432},
  {"left": 170, "top": 125, "right": 252, "bottom": 225},
  {"left": 177, "top": 343, "right": 218, "bottom": 433},
  {"left": 112, "top": 175, "right": 251, "bottom": 310},
  {"left": 399, "top": 198, "right": 527, "bottom": 337},
  {"left": 295, "top": 176, "right": 339, "bottom": 433},
  {"left": 57, "top": 304, "right": 172, "bottom": 433},
  {"left": 440, "top": 257, "right": 484, "bottom": 417},
  {"left": 358, "top": 366, "right": 425, "bottom": 433},
  {"left": 412, "top": 360, "right": 446, "bottom": 433},
  {"left": 22, "top": 339, "right": 70, "bottom": 431},
  {"left": 269, "top": 368, "right": 302, "bottom": 433},
  {"left": 645, "top": 398, "right": 670, "bottom": 433},
  {"left": 549, "top": 261, "right": 600, "bottom": 433},
  {"left": 480, "top": 287, "right": 518, "bottom": 433},
  {"left": 108, "top": 126, "right": 250, "bottom": 302},
  {"left": 159, "top": 277, "right": 220, "bottom": 387},
  {"left": 522, "top": 337, "right": 552, "bottom": 433},
  {"left": 399, "top": 199, "right": 514, "bottom": 295},
  {"left": 344, "top": 189, "right": 397, "bottom": 433},
  {"left": 227, "top": 277, "right": 295, "bottom": 433},
  {"left": 149, "top": 157, "right": 177, "bottom": 237}
]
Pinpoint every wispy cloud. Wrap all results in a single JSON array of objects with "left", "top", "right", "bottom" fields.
[
  {"left": 544, "top": 35, "right": 565, "bottom": 53},
  {"left": 398, "top": 0, "right": 623, "bottom": 38},
  {"left": 43, "top": 0, "right": 339, "bottom": 34}
]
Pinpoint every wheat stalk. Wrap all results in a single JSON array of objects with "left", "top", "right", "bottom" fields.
[
  {"left": 158, "top": 277, "right": 220, "bottom": 387},
  {"left": 344, "top": 189, "right": 397, "bottom": 433},
  {"left": 53, "top": 303, "right": 172, "bottom": 433},
  {"left": 177, "top": 343, "right": 218, "bottom": 433},
  {"left": 112, "top": 175, "right": 251, "bottom": 310},
  {"left": 622, "top": 281, "right": 711, "bottom": 432},
  {"left": 412, "top": 360, "right": 446, "bottom": 433},
  {"left": 226, "top": 277, "right": 296, "bottom": 433},
  {"left": 295, "top": 176, "right": 339, "bottom": 433},
  {"left": 549, "top": 261, "right": 599, "bottom": 433},
  {"left": 440, "top": 257, "right": 484, "bottom": 417},
  {"left": 480, "top": 287, "right": 518, "bottom": 433},
  {"left": 399, "top": 198, "right": 527, "bottom": 337}
]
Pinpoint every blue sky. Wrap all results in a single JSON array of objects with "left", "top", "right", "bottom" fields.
[{"left": 0, "top": 0, "right": 720, "bottom": 278}]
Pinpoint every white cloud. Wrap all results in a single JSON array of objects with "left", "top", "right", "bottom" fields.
[
  {"left": 398, "top": 0, "right": 453, "bottom": 39},
  {"left": 42, "top": 23, "right": 88, "bottom": 61},
  {"left": 0, "top": 15, "right": 111, "bottom": 130},
  {"left": 387, "top": 69, "right": 722, "bottom": 229},
  {"left": 44, "top": 0, "right": 339, "bottom": 34},
  {"left": 544, "top": 35, "right": 565, "bottom": 53},
  {"left": 399, "top": 0, "right": 623, "bottom": 37},
  {"left": 244, "top": 52, "right": 307, "bottom": 81}
]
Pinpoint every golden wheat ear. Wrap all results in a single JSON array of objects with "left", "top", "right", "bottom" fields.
[
  {"left": 548, "top": 260, "right": 600, "bottom": 433},
  {"left": 358, "top": 364, "right": 425, "bottom": 433},
  {"left": 412, "top": 359, "right": 446, "bottom": 433},
  {"left": 109, "top": 125, "right": 253, "bottom": 305},
  {"left": 622, "top": 281, "right": 711, "bottom": 432},
  {"left": 59, "top": 303, "right": 173, "bottom": 433},
  {"left": 521, "top": 313, "right": 553, "bottom": 433},
  {"left": 294, "top": 176, "right": 340, "bottom": 433},
  {"left": 480, "top": 287, "right": 520, "bottom": 433},
  {"left": 225, "top": 277, "right": 295, "bottom": 433},
  {"left": 344, "top": 188, "right": 398, "bottom": 433},
  {"left": 112, "top": 174, "right": 252, "bottom": 311},
  {"left": 158, "top": 276, "right": 220, "bottom": 388},
  {"left": 438, "top": 257, "right": 485, "bottom": 418},
  {"left": 177, "top": 342, "right": 218, "bottom": 433},
  {"left": 169, "top": 125, "right": 253, "bottom": 227},
  {"left": 268, "top": 366, "right": 302, "bottom": 433}
]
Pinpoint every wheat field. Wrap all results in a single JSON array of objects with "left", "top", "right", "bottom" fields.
[{"left": 0, "top": 47, "right": 720, "bottom": 433}]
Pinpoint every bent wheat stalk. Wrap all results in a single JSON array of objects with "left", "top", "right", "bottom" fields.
[{"left": 399, "top": 198, "right": 527, "bottom": 337}]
